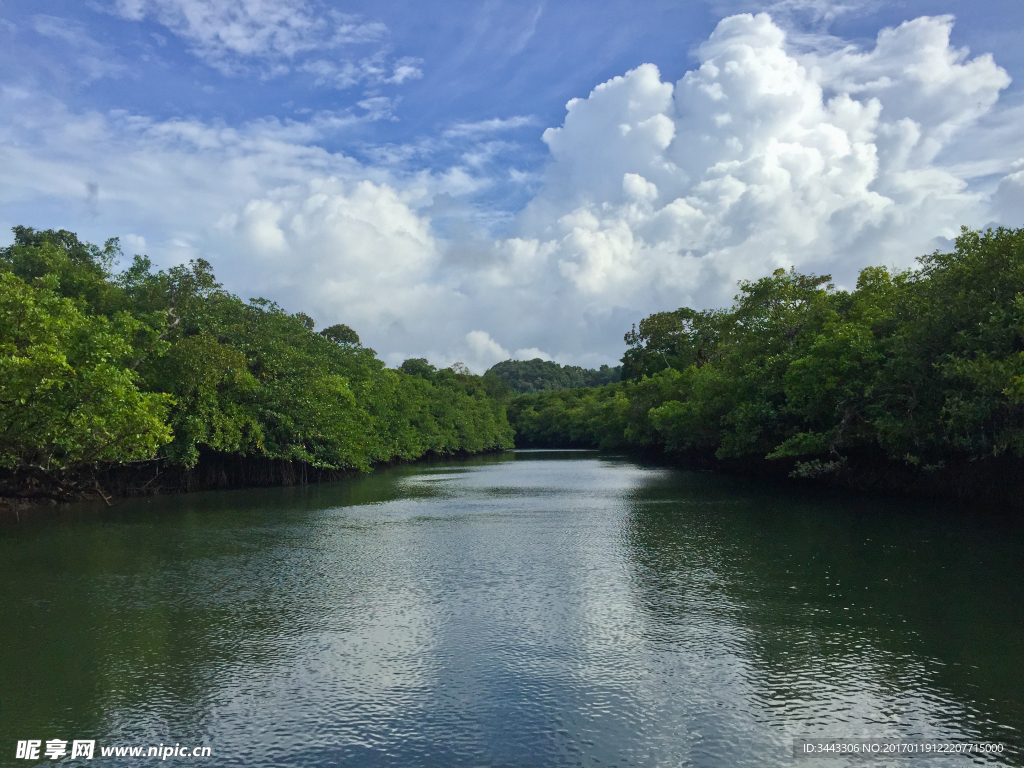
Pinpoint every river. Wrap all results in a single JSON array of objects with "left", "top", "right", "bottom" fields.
[{"left": 2, "top": 450, "right": 1022, "bottom": 766}]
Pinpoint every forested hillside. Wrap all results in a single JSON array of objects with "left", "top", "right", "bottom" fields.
[
  {"left": 485, "top": 358, "right": 621, "bottom": 393},
  {"left": 0, "top": 227, "right": 513, "bottom": 502},
  {"left": 509, "top": 227, "right": 1024, "bottom": 503}
]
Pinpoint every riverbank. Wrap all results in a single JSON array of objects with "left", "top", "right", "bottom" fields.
[
  {"left": 509, "top": 438, "right": 1024, "bottom": 511},
  {"left": 1, "top": 227, "right": 514, "bottom": 516},
  {"left": 507, "top": 227, "right": 1024, "bottom": 511},
  {"left": 0, "top": 447, "right": 511, "bottom": 521},
  {"left": 662, "top": 448, "right": 1024, "bottom": 510}
]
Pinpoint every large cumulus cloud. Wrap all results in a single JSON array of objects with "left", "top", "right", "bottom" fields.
[{"left": 505, "top": 13, "right": 1011, "bottom": 321}]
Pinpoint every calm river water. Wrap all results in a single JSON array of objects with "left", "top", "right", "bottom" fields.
[{"left": 2, "top": 450, "right": 1022, "bottom": 767}]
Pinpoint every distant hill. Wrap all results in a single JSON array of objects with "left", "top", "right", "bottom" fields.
[{"left": 485, "top": 359, "right": 621, "bottom": 394}]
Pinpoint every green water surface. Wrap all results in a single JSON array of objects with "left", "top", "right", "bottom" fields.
[{"left": 1, "top": 450, "right": 1021, "bottom": 766}]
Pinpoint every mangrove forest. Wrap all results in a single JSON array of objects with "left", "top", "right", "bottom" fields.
[
  {"left": 5, "top": 224, "right": 1024, "bottom": 505},
  {"left": 508, "top": 226, "right": 1024, "bottom": 504},
  {"left": 0, "top": 226, "right": 513, "bottom": 502}
]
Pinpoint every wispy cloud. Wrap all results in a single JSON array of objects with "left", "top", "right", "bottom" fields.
[
  {"left": 104, "top": 0, "right": 387, "bottom": 72},
  {"left": 302, "top": 52, "right": 423, "bottom": 89},
  {"left": 510, "top": 3, "right": 544, "bottom": 55},
  {"left": 708, "top": 0, "right": 880, "bottom": 28},
  {"left": 443, "top": 115, "right": 537, "bottom": 138},
  {"left": 33, "top": 15, "right": 131, "bottom": 82}
]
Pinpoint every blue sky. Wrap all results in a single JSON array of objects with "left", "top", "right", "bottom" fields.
[{"left": 3, "top": 0, "right": 1024, "bottom": 369}]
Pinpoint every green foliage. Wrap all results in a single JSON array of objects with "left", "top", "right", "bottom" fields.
[
  {"left": 3, "top": 226, "right": 123, "bottom": 312},
  {"left": 0, "top": 271, "right": 172, "bottom": 473},
  {"left": 621, "top": 307, "right": 727, "bottom": 380},
  {"left": 507, "top": 384, "right": 631, "bottom": 450},
  {"left": 510, "top": 227, "right": 1024, "bottom": 484},
  {"left": 486, "top": 358, "right": 621, "bottom": 394},
  {"left": 320, "top": 323, "right": 360, "bottom": 346},
  {"left": 0, "top": 227, "right": 513, "bottom": 495},
  {"left": 400, "top": 358, "right": 438, "bottom": 381}
]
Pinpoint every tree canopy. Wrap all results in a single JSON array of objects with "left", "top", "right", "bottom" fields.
[
  {"left": 0, "top": 227, "right": 513, "bottom": 500},
  {"left": 485, "top": 358, "right": 621, "bottom": 394},
  {"left": 508, "top": 227, "right": 1024, "bottom": 500}
]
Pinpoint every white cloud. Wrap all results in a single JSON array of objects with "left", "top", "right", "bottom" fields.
[
  {"left": 222, "top": 177, "right": 447, "bottom": 331},
  {"left": 389, "top": 57, "right": 425, "bottom": 84},
  {"left": 710, "top": 0, "right": 878, "bottom": 28},
  {"left": 122, "top": 233, "right": 147, "bottom": 253},
  {"left": 107, "top": 0, "right": 386, "bottom": 74},
  {"left": 513, "top": 347, "right": 552, "bottom": 361},
  {"left": 423, "top": 333, "right": 557, "bottom": 374},
  {"left": 302, "top": 52, "right": 422, "bottom": 89},
  {"left": 443, "top": 116, "right": 537, "bottom": 138},
  {"left": 0, "top": 86, "right": 442, "bottom": 318},
  {"left": 464, "top": 330, "right": 510, "bottom": 372},
  {"left": 513, "top": 13, "right": 1013, "bottom": 313},
  {"left": 992, "top": 170, "right": 1024, "bottom": 228},
  {"left": 106, "top": 0, "right": 421, "bottom": 95}
]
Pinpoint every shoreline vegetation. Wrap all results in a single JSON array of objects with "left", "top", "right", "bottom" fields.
[
  {"left": 506, "top": 226, "right": 1024, "bottom": 509},
  {"left": 5, "top": 225, "right": 1024, "bottom": 510},
  {"left": 1, "top": 227, "right": 513, "bottom": 508}
]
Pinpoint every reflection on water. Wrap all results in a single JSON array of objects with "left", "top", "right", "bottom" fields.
[{"left": 1, "top": 451, "right": 1021, "bottom": 766}]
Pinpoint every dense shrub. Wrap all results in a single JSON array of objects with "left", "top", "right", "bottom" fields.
[
  {"left": 0, "top": 227, "right": 513, "bottom": 499},
  {"left": 510, "top": 227, "right": 1024, "bottom": 496}
]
